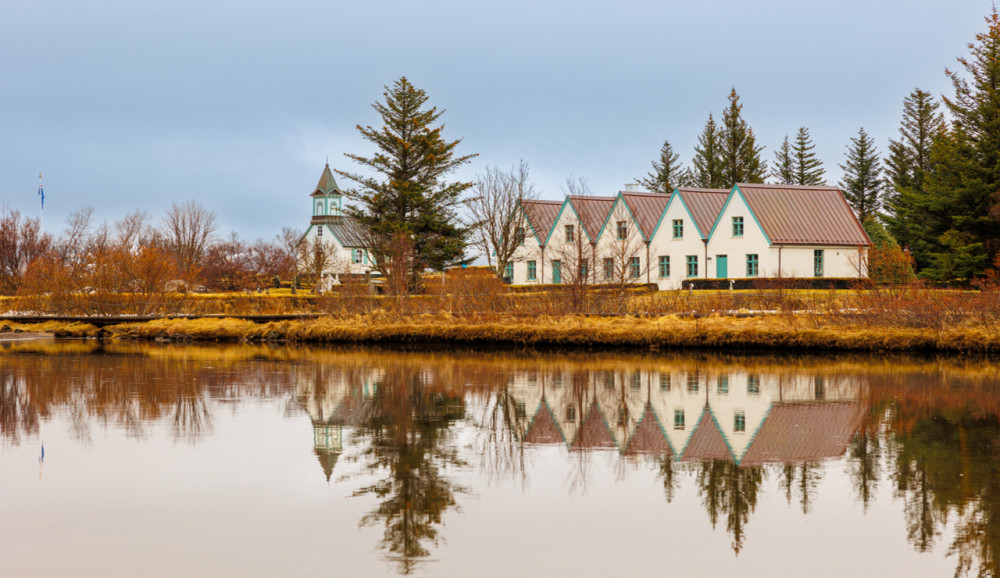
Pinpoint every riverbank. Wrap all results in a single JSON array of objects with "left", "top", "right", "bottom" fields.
[{"left": 4, "top": 313, "right": 999, "bottom": 353}]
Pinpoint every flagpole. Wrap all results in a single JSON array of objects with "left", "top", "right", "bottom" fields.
[{"left": 37, "top": 172, "right": 44, "bottom": 231}]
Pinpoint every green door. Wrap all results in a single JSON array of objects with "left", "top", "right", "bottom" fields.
[
  {"left": 716, "top": 255, "right": 728, "bottom": 278},
  {"left": 552, "top": 260, "right": 562, "bottom": 284}
]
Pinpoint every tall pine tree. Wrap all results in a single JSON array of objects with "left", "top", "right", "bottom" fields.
[
  {"left": 638, "top": 139, "right": 684, "bottom": 194},
  {"left": 921, "top": 9, "right": 1000, "bottom": 280},
  {"left": 338, "top": 77, "right": 476, "bottom": 290},
  {"left": 693, "top": 114, "right": 726, "bottom": 188},
  {"left": 793, "top": 127, "right": 826, "bottom": 185},
  {"left": 719, "top": 89, "right": 766, "bottom": 184},
  {"left": 838, "top": 128, "right": 884, "bottom": 221},
  {"left": 771, "top": 136, "right": 794, "bottom": 184}
]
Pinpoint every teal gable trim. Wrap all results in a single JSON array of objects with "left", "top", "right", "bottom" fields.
[
  {"left": 707, "top": 185, "right": 772, "bottom": 245},
  {"left": 705, "top": 406, "right": 738, "bottom": 463},
  {"left": 598, "top": 194, "right": 647, "bottom": 242},
  {"left": 625, "top": 403, "right": 679, "bottom": 456},
  {"left": 526, "top": 396, "right": 569, "bottom": 449},
  {"left": 649, "top": 187, "right": 680, "bottom": 240},
  {"left": 653, "top": 189, "right": 702, "bottom": 240},
  {"left": 515, "top": 200, "right": 543, "bottom": 245},
  {"left": 546, "top": 198, "right": 594, "bottom": 244},
  {"left": 595, "top": 194, "right": 622, "bottom": 241}
]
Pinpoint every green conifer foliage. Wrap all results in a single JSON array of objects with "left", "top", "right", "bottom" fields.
[
  {"left": 771, "top": 136, "right": 794, "bottom": 184},
  {"left": 838, "top": 128, "right": 884, "bottom": 221},
  {"left": 922, "top": 9, "right": 1000, "bottom": 280},
  {"left": 693, "top": 114, "right": 726, "bottom": 188},
  {"left": 639, "top": 139, "right": 684, "bottom": 194},
  {"left": 792, "top": 127, "right": 826, "bottom": 185},
  {"left": 338, "top": 77, "right": 476, "bottom": 290},
  {"left": 719, "top": 89, "right": 766, "bottom": 184}
]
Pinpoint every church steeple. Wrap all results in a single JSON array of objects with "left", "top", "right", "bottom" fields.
[
  {"left": 311, "top": 163, "right": 343, "bottom": 217},
  {"left": 312, "top": 163, "right": 341, "bottom": 196}
]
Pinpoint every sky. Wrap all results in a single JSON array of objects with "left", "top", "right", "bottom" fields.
[{"left": 0, "top": 0, "right": 993, "bottom": 246}]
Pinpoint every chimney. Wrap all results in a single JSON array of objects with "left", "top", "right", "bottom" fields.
[{"left": 624, "top": 183, "right": 641, "bottom": 192}]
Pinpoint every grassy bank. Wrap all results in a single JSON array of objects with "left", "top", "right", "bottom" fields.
[{"left": 7, "top": 312, "right": 998, "bottom": 353}]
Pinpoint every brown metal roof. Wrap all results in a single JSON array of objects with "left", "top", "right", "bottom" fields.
[
  {"left": 741, "top": 403, "right": 864, "bottom": 466},
  {"left": 735, "top": 184, "right": 872, "bottom": 246},
  {"left": 314, "top": 216, "right": 367, "bottom": 247},
  {"left": 620, "top": 192, "right": 672, "bottom": 241},
  {"left": 568, "top": 196, "right": 616, "bottom": 242},
  {"left": 521, "top": 200, "right": 562, "bottom": 245},
  {"left": 681, "top": 407, "right": 732, "bottom": 462},
  {"left": 676, "top": 188, "right": 729, "bottom": 239},
  {"left": 624, "top": 404, "right": 672, "bottom": 455}
]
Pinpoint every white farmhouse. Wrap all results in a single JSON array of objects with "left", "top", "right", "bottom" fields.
[
  {"left": 646, "top": 187, "right": 729, "bottom": 290},
  {"left": 299, "top": 164, "right": 374, "bottom": 281},
  {"left": 509, "top": 199, "right": 561, "bottom": 284}
]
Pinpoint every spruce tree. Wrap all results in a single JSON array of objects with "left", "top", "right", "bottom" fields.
[
  {"left": 884, "top": 89, "right": 944, "bottom": 263},
  {"left": 771, "top": 136, "right": 794, "bottom": 184},
  {"left": 838, "top": 128, "right": 884, "bottom": 221},
  {"left": 719, "top": 88, "right": 766, "bottom": 184},
  {"left": 638, "top": 139, "right": 684, "bottom": 194},
  {"left": 339, "top": 77, "right": 476, "bottom": 290},
  {"left": 921, "top": 8, "right": 1000, "bottom": 280},
  {"left": 792, "top": 127, "right": 826, "bottom": 185},
  {"left": 692, "top": 113, "right": 726, "bottom": 188}
]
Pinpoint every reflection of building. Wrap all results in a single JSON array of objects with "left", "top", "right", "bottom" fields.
[
  {"left": 511, "top": 368, "right": 863, "bottom": 464},
  {"left": 296, "top": 367, "right": 382, "bottom": 481}
]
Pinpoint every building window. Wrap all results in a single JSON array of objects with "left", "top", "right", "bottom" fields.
[
  {"left": 717, "top": 375, "right": 729, "bottom": 395},
  {"left": 734, "top": 411, "right": 746, "bottom": 433},
  {"left": 658, "top": 255, "right": 670, "bottom": 278},
  {"left": 687, "top": 374, "right": 699, "bottom": 393},
  {"left": 580, "top": 259, "right": 589, "bottom": 280},
  {"left": 686, "top": 255, "right": 698, "bottom": 277},
  {"left": 814, "top": 249, "right": 824, "bottom": 277},
  {"left": 815, "top": 376, "right": 825, "bottom": 400},
  {"left": 317, "top": 226, "right": 323, "bottom": 238},
  {"left": 504, "top": 262, "right": 513, "bottom": 281},
  {"left": 565, "top": 224, "right": 574, "bottom": 243},
  {"left": 617, "top": 220, "right": 627, "bottom": 240},
  {"left": 660, "top": 372, "right": 671, "bottom": 391},
  {"left": 565, "top": 405, "right": 576, "bottom": 422},
  {"left": 527, "top": 260, "right": 537, "bottom": 281},
  {"left": 747, "top": 375, "right": 760, "bottom": 395},
  {"left": 553, "top": 373, "right": 563, "bottom": 387},
  {"left": 604, "top": 258, "right": 614, "bottom": 280},
  {"left": 353, "top": 249, "right": 363, "bottom": 264},
  {"left": 316, "top": 202, "right": 323, "bottom": 215},
  {"left": 746, "top": 254, "right": 759, "bottom": 277},
  {"left": 672, "top": 219, "right": 683, "bottom": 239},
  {"left": 674, "top": 409, "right": 685, "bottom": 430},
  {"left": 629, "top": 257, "right": 640, "bottom": 278},
  {"left": 733, "top": 216, "right": 744, "bottom": 237},
  {"left": 516, "top": 227, "right": 525, "bottom": 245}
]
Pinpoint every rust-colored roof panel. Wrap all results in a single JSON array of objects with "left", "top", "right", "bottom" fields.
[
  {"left": 677, "top": 188, "right": 729, "bottom": 239},
  {"left": 570, "top": 401, "right": 617, "bottom": 450},
  {"left": 736, "top": 184, "right": 872, "bottom": 246},
  {"left": 681, "top": 407, "right": 732, "bottom": 462},
  {"left": 521, "top": 200, "right": 562, "bottom": 244},
  {"left": 568, "top": 196, "right": 616, "bottom": 241},
  {"left": 624, "top": 404, "right": 672, "bottom": 455},
  {"left": 524, "top": 398, "right": 565, "bottom": 445},
  {"left": 620, "top": 192, "right": 671, "bottom": 241},
  {"left": 741, "top": 402, "right": 864, "bottom": 465}
]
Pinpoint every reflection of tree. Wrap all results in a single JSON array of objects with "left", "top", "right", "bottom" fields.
[
  {"left": 475, "top": 386, "right": 527, "bottom": 485},
  {"left": 0, "top": 368, "right": 40, "bottom": 445},
  {"left": 695, "top": 460, "right": 764, "bottom": 554},
  {"left": 349, "top": 369, "right": 468, "bottom": 575},
  {"left": 778, "top": 462, "right": 823, "bottom": 514},
  {"left": 655, "top": 453, "right": 680, "bottom": 503},
  {"left": 848, "top": 429, "right": 882, "bottom": 512}
]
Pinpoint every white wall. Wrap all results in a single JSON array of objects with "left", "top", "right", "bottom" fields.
[{"left": 648, "top": 197, "right": 709, "bottom": 290}]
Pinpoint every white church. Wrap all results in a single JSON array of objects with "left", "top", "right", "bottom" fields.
[{"left": 299, "top": 163, "right": 375, "bottom": 281}]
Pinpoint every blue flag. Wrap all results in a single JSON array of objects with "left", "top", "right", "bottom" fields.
[{"left": 38, "top": 184, "right": 44, "bottom": 209}]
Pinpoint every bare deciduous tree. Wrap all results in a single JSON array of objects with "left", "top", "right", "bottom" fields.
[
  {"left": 0, "top": 203, "right": 51, "bottom": 295},
  {"left": 466, "top": 160, "right": 537, "bottom": 279},
  {"left": 161, "top": 201, "right": 219, "bottom": 283},
  {"left": 601, "top": 203, "right": 647, "bottom": 310}
]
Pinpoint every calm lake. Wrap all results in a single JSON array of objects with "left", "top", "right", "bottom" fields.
[{"left": 2, "top": 340, "right": 999, "bottom": 577}]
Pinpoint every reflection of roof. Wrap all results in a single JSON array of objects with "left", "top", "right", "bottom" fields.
[
  {"left": 624, "top": 404, "right": 672, "bottom": 455},
  {"left": 741, "top": 402, "right": 863, "bottom": 465},
  {"left": 524, "top": 397, "right": 566, "bottom": 445},
  {"left": 521, "top": 200, "right": 562, "bottom": 244},
  {"left": 311, "top": 163, "right": 341, "bottom": 196},
  {"left": 681, "top": 407, "right": 732, "bottom": 462},
  {"left": 676, "top": 188, "right": 729, "bottom": 239},
  {"left": 571, "top": 401, "right": 617, "bottom": 450},
  {"left": 734, "top": 183, "right": 872, "bottom": 246},
  {"left": 568, "top": 196, "right": 616, "bottom": 241},
  {"left": 314, "top": 448, "right": 340, "bottom": 482},
  {"left": 620, "top": 192, "right": 672, "bottom": 241}
]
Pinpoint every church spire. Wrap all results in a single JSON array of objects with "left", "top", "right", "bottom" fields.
[{"left": 313, "top": 163, "right": 341, "bottom": 196}]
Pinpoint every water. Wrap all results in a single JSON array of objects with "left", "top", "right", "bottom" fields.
[{"left": 2, "top": 341, "right": 999, "bottom": 577}]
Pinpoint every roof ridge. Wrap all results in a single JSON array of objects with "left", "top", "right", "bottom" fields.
[{"left": 737, "top": 183, "right": 839, "bottom": 190}]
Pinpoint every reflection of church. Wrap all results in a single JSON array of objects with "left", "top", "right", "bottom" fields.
[
  {"left": 510, "top": 369, "right": 863, "bottom": 464},
  {"left": 296, "top": 367, "right": 382, "bottom": 481}
]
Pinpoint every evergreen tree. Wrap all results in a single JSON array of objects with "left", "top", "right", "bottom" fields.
[
  {"left": 638, "top": 139, "right": 684, "bottom": 193},
  {"left": 792, "top": 126, "right": 826, "bottom": 185},
  {"left": 884, "top": 89, "right": 944, "bottom": 262},
  {"left": 921, "top": 9, "right": 1000, "bottom": 280},
  {"left": 839, "top": 128, "right": 884, "bottom": 221},
  {"left": 338, "top": 77, "right": 476, "bottom": 291},
  {"left": 719, "top": 88, "right": 766, "bottom": 184},
  {"left": 692, "top": 113, "right": 726, "bottom": 188},
  {"left": 771, "top": 136, "right": 794, "bottom": 184}
]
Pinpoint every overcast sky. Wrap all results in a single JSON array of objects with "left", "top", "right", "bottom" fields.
[{"left": 0, "top": 0, "right": 992, "bottom": 245}]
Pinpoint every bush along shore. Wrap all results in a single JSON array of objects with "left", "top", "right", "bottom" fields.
[{"left": 4, "top": 310, "right": 1000, "bottom": 353}]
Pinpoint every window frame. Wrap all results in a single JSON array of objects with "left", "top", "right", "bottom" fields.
[
  {"left": 658, "top": 255, "right": 670, "bottom": 278},
  {"left": 672, "top": 219, "right": 683, "bottom": 239},
  {"left": 686, "top": 255, "right": 698, "bottom": 278},
  {"left": 732, "top": 216, "right": 744, "bottom": 237},
  {"left": 526, "top": 260, "right": 537, "bottom": 281},
  {"left": 746, "top": 253, "right": 759, "bottom": 277}
]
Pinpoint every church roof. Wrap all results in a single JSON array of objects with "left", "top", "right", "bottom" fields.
[
  {"left": 311, "top": 163, "right": 341, "bottom": 197},
  {"left": 314, "top": 448, "right": 340, "bottom": 482}
]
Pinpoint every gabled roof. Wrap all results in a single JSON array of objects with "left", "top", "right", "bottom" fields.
[
  {"left": 619, "top": 191, "right": 672, "bottom": 241},
  {"left": 570, "top": 401, "right": 617, "bottom": 451},
  {"left": 675, "top": 187, "right": 729, "bottom": 240},
  {"left": 311, "top": 163, "right": 341, "bottom": 197},
  {"left": 624, "top": 403, "right": 673, "bottom": 455},
  {"left": 741, "top": 402, "right": 864, "bottom": 466},
  {"left": 681, "top": 406, "right": 733, "bottom": 462},
  {"left": 566, "top": 196, "right": 615, "bottom": 242},
  {"left": 726, "top": 183, "right": 872, "bottom": 246},
  {"left": 521, "top": 200, "right": 562, "bottom": 245},
  {"left": 524, "top": 397, "right": 566, "bottom": 445},
  {"left": 308, "top": 216, "right": 367, "bottom": 247}
]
